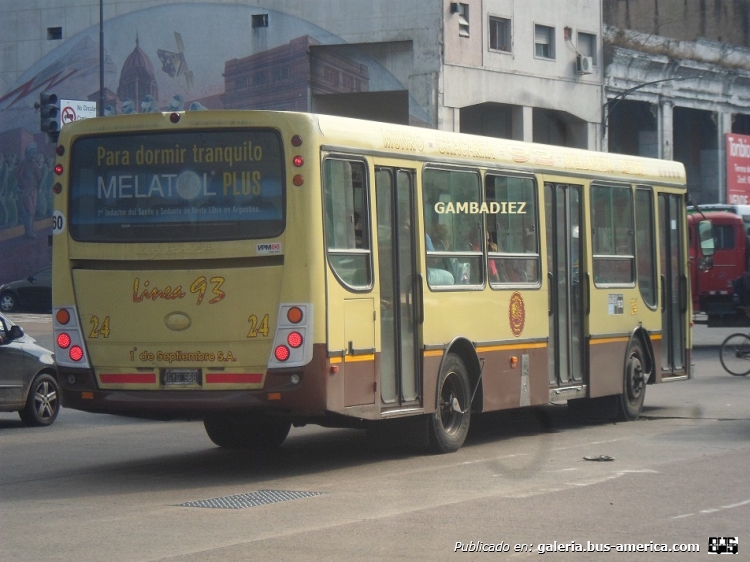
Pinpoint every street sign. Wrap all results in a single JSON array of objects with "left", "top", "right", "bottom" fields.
[{"left": 59, "top": 99, "right": 97, "bottom": 127}]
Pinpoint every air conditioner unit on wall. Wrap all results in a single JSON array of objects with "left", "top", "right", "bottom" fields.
[{"left": 576, "top": 54, "right": 593, "bottom": 75}]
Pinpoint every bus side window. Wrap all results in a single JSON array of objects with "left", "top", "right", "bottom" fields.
[
  {"left": 592, "top": 185, "right": 634, "bottom": 285},
  {"left": 323, "top": 159, "right": 371, "bottom": 289},
  {"left": 486, "top": 174, "right": 539, "bottom": 286},
  {"left": 423, "top": 168, "right": 482, "bottom": 288}
]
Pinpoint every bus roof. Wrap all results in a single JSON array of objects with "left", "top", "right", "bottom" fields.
[{"left": 59, "top": 109, "right": 687, "bottom": 186}]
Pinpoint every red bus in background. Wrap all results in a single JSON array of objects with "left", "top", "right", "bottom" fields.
[{"left": 688, "top": 210, "right": 748, "bottom": 326}]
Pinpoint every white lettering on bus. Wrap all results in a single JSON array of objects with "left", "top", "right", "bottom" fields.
[
  {"left": 434, "top": 201, "right": 526, "bottom": 214},
  {"left": 97, "top": 174, "right": 215, "bottom": 199}
]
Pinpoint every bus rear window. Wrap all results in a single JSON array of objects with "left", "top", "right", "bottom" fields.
[{"left": 68, "top": 130, "right": 284, "bottom": 242}]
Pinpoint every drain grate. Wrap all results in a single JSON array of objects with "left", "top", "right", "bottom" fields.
[{"left": 178, "top": 489, "right": 324, "bottom": 509}]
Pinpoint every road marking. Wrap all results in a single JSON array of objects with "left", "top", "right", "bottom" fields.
[{"left": 672, "top": 498, "right": 750, "bottom": 519}]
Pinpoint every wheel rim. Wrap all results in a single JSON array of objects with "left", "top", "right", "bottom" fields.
[
  {"left": 625, "top": 351, "right": 646, "bottom": 405},
  {"left": 438, "top": 371, "right": 466, "bottom": 436},
  {"left": 33, "top": 380, "right": 58, "bottom": 421},
  {"left": 0, "top": 294, "right": 13, "bottom": 311}
]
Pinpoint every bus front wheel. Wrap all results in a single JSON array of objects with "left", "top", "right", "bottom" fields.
[
  {"left": 429, "top": 353, "right": 471, "bottom": 453},
  {"left": 203, "top": 413, "right": 291, "bottom": 449},
  {"left": 618, "top": 340, "right": 648, "bottom": 421}
]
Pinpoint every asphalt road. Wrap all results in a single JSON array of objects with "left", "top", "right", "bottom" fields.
[{"left": 1, "top": 316, "right": 749, "bottom": 561}]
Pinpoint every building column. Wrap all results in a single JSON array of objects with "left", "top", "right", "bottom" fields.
[
  {"left": 587, "top": 122, "right": 599, "bottom": 151},
  {"left": 718, "top": 112, "right": 733, "bottom": 203},
  {"left": 512, "top": 105, "right": 533, "bottom": 142},
  {"left": 659, "top": 100, "right": 674, "bottom": 160}
]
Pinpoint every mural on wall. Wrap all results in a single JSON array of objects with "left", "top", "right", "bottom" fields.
[{"left": 0, "top": 4, "right": 429, "bottom": 282}]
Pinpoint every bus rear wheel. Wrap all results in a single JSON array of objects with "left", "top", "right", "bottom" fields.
[
  {"left": 617, "top": 340, "right": 648, "bottom": 421},
  {"left": 428, "top": 353, "right": 471, "bottom": 453},
  {"left": 203, "top": 413, "right": 291, "bottom": 449}
]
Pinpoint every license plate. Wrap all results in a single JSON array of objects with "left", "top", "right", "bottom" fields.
[{"left": 162, "top": 369, "right": 202, "bottom": 386}]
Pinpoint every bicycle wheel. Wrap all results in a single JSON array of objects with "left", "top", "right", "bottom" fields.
[{"left": 719, "top": 333, "right": 750, "bottom": 376}]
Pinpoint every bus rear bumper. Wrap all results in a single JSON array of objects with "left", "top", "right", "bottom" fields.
[
  {"left": 58, "top": 370, "right": 278, "bottom": 419},
  {"left": 57, "top": 347, "right": 329, "bottom": 420}
]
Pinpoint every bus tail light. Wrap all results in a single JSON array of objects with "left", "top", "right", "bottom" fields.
[
  {"left": 267, "top": 304, "right": 313, "bottom": 369},
  {"left": 53, "top": 307, "right": 91, "bottom": 369},
  {"left": 274, "top": 345, "right": 290, "bottom": 362},
  {"left": 287, "top": 331, "right": 303, "bottom": 348}
]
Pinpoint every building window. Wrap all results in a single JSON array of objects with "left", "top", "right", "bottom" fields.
[
  {"left": 577, "top": 31, "right": 597, "bottom": 65},
  {"left": 489, "top": 17, "right": 511, "bottom": 52},
  {"left": 253, "top": 72, "right": 267, "bottom": 86},
  {"left": 252, "top": 14, "right": 268, "bottom": 28},
  {"left": 534, "top": 24, "right": 555, "bottom": 59},
  {"left": 273, "top": 67, "right": 290, "bottom": 82},
  {"left": 47, "top": 27, "right": 62, "bottom": 40},
  {"left": 236, "top": 76, "right": 249, "bottom": 90},
  {"left": 324, "top": 67, "right": 339, "bottom": 86},
  {"left": 457, "top": 3, "right": 470, "bottom": 37}
]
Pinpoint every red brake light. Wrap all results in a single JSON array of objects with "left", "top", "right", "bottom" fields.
[
  {"left": 57, "top": 333, "right": 71, "bottom": 349},
  {"left": 287, "top": 331, "right": 303, "bottom": 348},
  {"left": 292, "top": 174, "right": 304, "bottom": 186},
  {"left": 54, "top": 164, "right": 63, "bottom": 175},
  {"left": 274, "top": 345, "right": 290, "bottom": 362},
  {"left": 292, "top": 155, "right": 304, "bottom": 167},
  {"left": 291, "top": 135, "right": 302, "bottom": 146},
  {"left": 69, "top": 346, "right": 84, "bottom": 362}
]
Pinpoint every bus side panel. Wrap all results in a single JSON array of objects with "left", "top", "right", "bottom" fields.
[
  {"left": 588, "top": 339, "right": 628, "bottom": 398},
  {"left": 478, "top": 346, "right": 548, "bottom": 410},
  {"left": 422, "top": 352, "right": 441, "bottom": 414}
]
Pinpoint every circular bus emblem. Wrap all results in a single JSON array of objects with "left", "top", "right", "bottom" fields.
[
  {"left": 509, "top": 291, "right": 525, "bottom": 337},
  {"left": 164, "top": 311, "right": 192, "bottom": 331}
]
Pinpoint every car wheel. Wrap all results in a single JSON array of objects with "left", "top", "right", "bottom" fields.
[
  {"left": 0, "top": 291, "right": 16, "bottom": 312},
  {"left": 18, "top": 373, "right": 61, "bottom": 426}
]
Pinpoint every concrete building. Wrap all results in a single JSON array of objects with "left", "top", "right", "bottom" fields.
[
  {"left": 603, "top": 0, "right": 750, "bottom": 204},
  {"left": 0, "top": 0, "right": 603, "bottom": 145}
]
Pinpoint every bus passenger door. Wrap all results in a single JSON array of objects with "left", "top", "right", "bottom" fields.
[
  {"left": 544, "top": 183, "right": 585, "bottom": 387},
  {"left": 659, "top": 193, "right": 686, "bottom": 375},
  {"left": 375, "top": 167, "right": 421, "bottom": 408}
]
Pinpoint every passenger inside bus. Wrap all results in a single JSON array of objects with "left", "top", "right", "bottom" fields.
[{"left": 425, "top": 225, "right": 455, "bottom": 285}]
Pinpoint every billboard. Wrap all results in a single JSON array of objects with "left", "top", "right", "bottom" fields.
[{"left": 727, "top": 133, "right": 750, "bottom": 204}]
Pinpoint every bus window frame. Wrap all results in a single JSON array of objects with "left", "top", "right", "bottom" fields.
[
  {"left": 422, "top": 164, "right": 485, "bottom": 291},
  {"left": 484, "top": 171, "right": 542, "bottom": 290},
  {"left": 67, "top": 128, "right": 287, "bottom": 244},
  {"left": 591, "top": 182, "right": 636, "bottom": 288},
  {"left": 322, "top": 155, "right": 374, "bottom": 293},
  {"left": 635, "top": 185, "right": 658, "bottom": 310}
]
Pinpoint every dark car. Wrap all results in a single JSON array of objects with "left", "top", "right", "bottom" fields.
[
  {"left": 0, "top": 266, "right": 52, "bottom": 312},
  {"left": 0, "top": 312, "right": 60, "bottom": 426}
]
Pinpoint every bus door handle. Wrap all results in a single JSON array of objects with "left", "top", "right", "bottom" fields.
[
  {"left": 585, "top": 272, "right": 590, "bottom": 315},
  {"left": 416, "top": 273, "right": 424, "bottom": 324},
  {"left": 680, "top": 274, "right": 688, "bottom": 313},
  {"left": 660, "top": 274, "right": 666, "bottom": 312},
  {"left": 548, "top": 272, "right": 554, "bottom": 316}
]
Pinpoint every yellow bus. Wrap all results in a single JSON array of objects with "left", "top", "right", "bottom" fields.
[{"left": 51, "top": 110, "right": 700, "bottom": 453}]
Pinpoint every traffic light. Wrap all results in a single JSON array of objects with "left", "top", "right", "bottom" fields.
[{"left": 38, "top": 91, "right": 59, "bottom": 141}]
